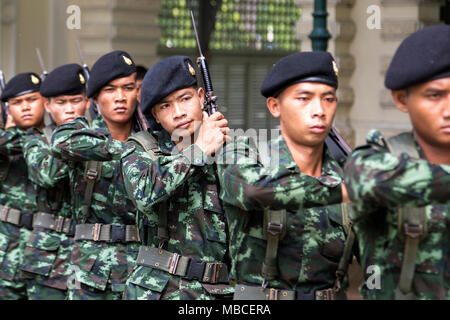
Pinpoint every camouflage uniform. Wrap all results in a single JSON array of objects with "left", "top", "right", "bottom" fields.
[
  {"left": 19, "top": 128, "right": 74, "bottom": 300},
  {"left": 217, "top": 134, "right": 350, "bottom": 300},
  {"left": 0, "top": 127, "right": 36, "bottom": 299},
  {"left": 344, "top": 130, "right": 450, "bottom": 300},
  {"left": 51, "top": 116, "right": 140, "bottom": 300},
  {"left": 121, "top": 129, "right": 232, "bottom": 300}
]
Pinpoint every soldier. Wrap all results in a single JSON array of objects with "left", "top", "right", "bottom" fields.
[
  {"left": 344, "top": 25, "right": 450, "bottom": 300},
  {"left": 0, "top": 72, "right": 44, "bottom": 299},
  {"left": 51, "top": 51, "right": 141, "bottom": 300},
  {"left": 20, "top": 64, "right": 89, "bottom": 300},
  {"left": 121, "top": 55, "right": 233, "bottom": 300},
  {"left": 217, "top": 51, "right": 353, "bottom": 300}
]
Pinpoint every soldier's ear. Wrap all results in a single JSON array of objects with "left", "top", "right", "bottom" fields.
[
  {"left": 43, "top": 98, "right": 51, "bottom": 113},
  {"left": 151, "top": 107, "right": 160, "bottom": 124},
  {"left": 266, "top": 96, "right": 281, "bottom": 118},
  {"left": 197, "top": 87, "right": 204, "bottom": 103},
  {"left": 391, "top": 90, "right": 409, "bottom": 113}
]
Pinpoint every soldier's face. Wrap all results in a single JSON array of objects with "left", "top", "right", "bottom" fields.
[
  {"left": 267, "top": 82, "right": 337, "bottom": 147},
  {"left": 7, "top": 92, "right": 45, "bottom": 130},
  {"left": 392, "top": 77, "right": 450, "bottom": 149},
  {"left": 94, "top": 73, "right": 137, "bottom": 126},
  {"left": 151, "top": 87, "right": 204, "bottom": 141},
  {"left": 45, "top": 94, "right": 89, "bottom": 126}
]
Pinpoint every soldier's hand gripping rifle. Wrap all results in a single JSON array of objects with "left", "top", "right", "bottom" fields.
[
  {"left": 0, "top": 70, "right": 8, "bottom": 128},
  {"left": 190, "top": 10, "right": 218, "bottom": 116}
]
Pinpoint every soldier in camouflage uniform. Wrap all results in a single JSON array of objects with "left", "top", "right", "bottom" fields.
[
  {"left": 0, "top": 73, "right": 44, "bottom": 299},
  {"left": 51, "top": 51, "right": 141, "bottom": 300},
  {"left": 121, "top": 55, "right": 233, "bottom": 300},
  {"left": 217, "top": 52, "right": 353, "bottom": 300},
  {"left": 20, "top": 64, "right": 89, "bottom": 300},
  {"left": 344, "top": 25, "right": 450, "bottom": 300}
]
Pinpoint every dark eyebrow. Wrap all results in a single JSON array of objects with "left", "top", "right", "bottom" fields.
[
  {"left": 294, "top": 90, "right": 314, "bottom": 95},
  {"left": 176, "top": 91, "right": 192, "bottom": 100},
  {"left": 321, "top": 91, "right": 336, "bottom": 97},
  {"left": 424, "top": 88, "right": 447, "bottom": 93}
]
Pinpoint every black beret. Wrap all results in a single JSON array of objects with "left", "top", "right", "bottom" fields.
[
  {"left": 1, "top": 72, "right": 41, "bottom": 102},
  {"left": 86, "top": 50, "right": 136, "bottom": 98},
  {"left": 260, "top": 51, "right": 339, "bottom": 98},
  {"left": 385, "top": 25, "right": 450, "bottom": 90},
  {"left": 40, "top": 63, "right": 86, "bottom": 98},
  {"left": 141, "top": 55, "right": 197, "bottom": 115}
]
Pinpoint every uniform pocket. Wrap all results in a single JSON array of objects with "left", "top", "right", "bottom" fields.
[
  {"left": 21, "top": 230, "right": 61, "bottom": 276},
  {"left": 127, "top": 266, "right": 170, "bottom": 300}
]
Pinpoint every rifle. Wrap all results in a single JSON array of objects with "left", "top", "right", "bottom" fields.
[
  {"left": 35, "top": 48, "right": 55, "bottom": 127},
  {"left": 76, "top": 40, "right": 101, "bottom": 120},
  {"left": 0, "top": 71, "right": 8, "bottom": 128},
  {"left": 190, "top": 10, "right": 218, "bottom": 116},
  {"left": 325, "top": 127, "right": 352, "bottom": 168},
  {"left": 36, "top": 48, "right": 49, "bottom": 80}
]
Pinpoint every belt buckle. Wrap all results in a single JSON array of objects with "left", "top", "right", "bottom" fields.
[
  {"left": 316, "top": 288, "right": 335, "bottom": 300},
  {"left": 0, "top": 206, "right": 9, "bottom": 222},
  {"left": 185, "top": 258, "right": 206, "bottom": 281},
  {"left": 92, "top": 223, "right": 102, "bottom": 241},
  {"left": 206, "top": 263, "right": 222, "bottom": 284},
  {"left": 168, "top": 252, "right": 181, "bottom": 275},
  {"left": 86, "top": 169, "right": 98, "bottom": 180},
  {"left": 55, "top": 216, "right": 65, "bottom": 233},
  {"left": 268, "top": 288, "right": 279, "bottom": 300}
]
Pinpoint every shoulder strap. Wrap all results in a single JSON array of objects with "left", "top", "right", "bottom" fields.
[
  {"left": 0, "top": 157, "right": 10, "bottom": 182},
  {"left": 386, "top": 132, "right": 419, "bottom": 158},
  {"left": 334, "top": 202, "right": 356, "bottom": 293},
  {"left": 81, "top": 160, "right": 102, "bottom": 223},
  {"left": 41, "top": 127, "right": 65, "bottom": 213},
  {"left": 127, "top": 130, "right": 162, "bottom": 161},
  {"left": 386, "top": 132, "right": 426, "bottom": 300},
  {"left": 127, "top": 130, "right": 169, "bottom": 246},
  {"left": 261, "top": 209, "right": 287, "bottom": 283}
]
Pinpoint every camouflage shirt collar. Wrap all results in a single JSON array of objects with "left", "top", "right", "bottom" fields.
[
  {"left": 270, "top": 133, "right": 343, "bottom": 187},
  {"left": 157, "top": 129, "right": 177, "bottom": 154},
  {"left": 410, "top": 131, "right": 426, "bottom": 159},
  {"left": 92, "top": 114, "right": 110, "bottom": 135}
]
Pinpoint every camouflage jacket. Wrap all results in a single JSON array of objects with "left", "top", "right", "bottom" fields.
[
  {"left": 51, "top": 116, "right": 139, "bottom": 293},
  {"left": 121, "top": 130, "right": 231, "bottom": 299},
  {"left": 344, "top": 130, "right": 450, "bottom": 300},
  {"left": 20, "top": 128, "right": 74, "bottom": 290},
  {"left": 217, "top": 133, "right": 348, "bottom": 297},
  {"left": 0, "top": 127, "right": 36, "bottom": 283}
]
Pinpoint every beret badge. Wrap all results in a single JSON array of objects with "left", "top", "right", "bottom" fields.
[
  {"left": 31, "top": 74, "right": 40, "bottom": 85},
  {"left": 332, "top": 60, "right": 339, "bottom": 77},
  {"left": 79, "top": 73, "right": 86, "bottom": 84},
  {"left": 187, "top": 62, "right": 196, "bottom": 76},
  {"left": 123, "top": 55, "right": 133, "bottom": 66}
]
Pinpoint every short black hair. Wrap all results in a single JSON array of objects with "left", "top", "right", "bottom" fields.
[{"left": 136, "top": 65, "right": 148, "bottom": 81}]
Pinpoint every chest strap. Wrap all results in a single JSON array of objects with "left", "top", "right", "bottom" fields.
[
  {"left": 136, "top": 245, "right": 229, "bottom": 284},
  {"left": 386, "top": 132, "right": 427, "bottom": 300},
  {"left": 74, "top": 223, "right": 140, "bottom": 243},
  {"left": 33, "top": 212, "right": 75, "bottom": 236},
  {"left": 261, "top": 209, "right": 287, "bottom": 282}
]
